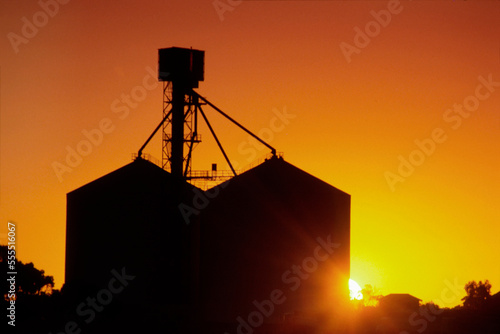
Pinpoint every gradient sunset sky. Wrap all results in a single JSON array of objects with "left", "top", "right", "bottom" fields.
[{"left": 1, "top": 0, "right": 499, "bottom": 307}]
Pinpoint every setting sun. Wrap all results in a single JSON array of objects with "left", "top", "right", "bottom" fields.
[{"left": 349, "top": 279, "right": 363, "bottom": 301}]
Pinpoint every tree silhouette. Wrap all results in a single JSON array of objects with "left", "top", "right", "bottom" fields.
[
  {"left": 461, "top": 280, "right": 491, "bottom": 310},
  {"left": 361, "top": 284, "right": 382, "bottom": 307},
  {"left": 0, "top": 245, "right": 54, "bottom": 296}
]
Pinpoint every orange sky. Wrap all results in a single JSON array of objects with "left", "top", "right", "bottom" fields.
[{"left": 1, "top": 0, "right": 499, "bottom": 307}]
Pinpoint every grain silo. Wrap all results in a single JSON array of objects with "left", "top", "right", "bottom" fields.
[
  {"left": 195, "top": 155, "right": 350, "bottom": 333},
  {"left": 64, "top": 47, "right": 350, "bottom": 334},
  {"left": 65, "top": 158, "right": 200, "bottom": 333}
]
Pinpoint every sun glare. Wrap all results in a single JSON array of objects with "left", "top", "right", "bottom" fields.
[{"left": 349, "top": 279, "right": 363, "bottom": 300}]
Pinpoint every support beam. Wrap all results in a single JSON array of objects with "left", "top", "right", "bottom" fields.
[
  {"left": 138, "top": 109, "right": 173, "bottom": 159},
  {"left": 199, "top": 106, "right": 237, "bottom": 177},
  {"left": 170, "top": 81, "right": 186, "bottom": 178},
  {"left": 191, "top": 90, "right": 277, "bottom": 157}
]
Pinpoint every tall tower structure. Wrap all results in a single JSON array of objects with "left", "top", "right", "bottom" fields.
[
  {"left": 137, "top": 46, "right": 275, "bottom": 185},
  {"left": 158, "top": 47, "right": 205, "bottom": 178}
]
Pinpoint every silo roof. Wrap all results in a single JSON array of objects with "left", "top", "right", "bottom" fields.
[{"left": 198, "top": 155, "right": 351, "bottom": 322}]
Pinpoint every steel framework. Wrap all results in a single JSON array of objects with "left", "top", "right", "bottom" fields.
[{"left": 161, "top": 81, "right": 202, "bottom": 177}]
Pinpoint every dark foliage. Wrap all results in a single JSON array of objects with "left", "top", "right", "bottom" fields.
[
  {"left": 461, "top": 280, "right": 491, "bottom": 310},
  {"left": 1, "top": 245, "right": 54, "bottom": 296}
]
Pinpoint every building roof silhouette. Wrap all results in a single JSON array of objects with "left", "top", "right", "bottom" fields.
[
  {"left": 66, "top": 158, "right": 198, "bottom": 299},
  {"left": 65, "top": 156, "right": 351, "bottom": 332},
  {"left": 197, "top": 156, "right": 350, "bottom": 323},
  {"left": 379, "top": 293, "right": 422, "bottom": 316}
]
